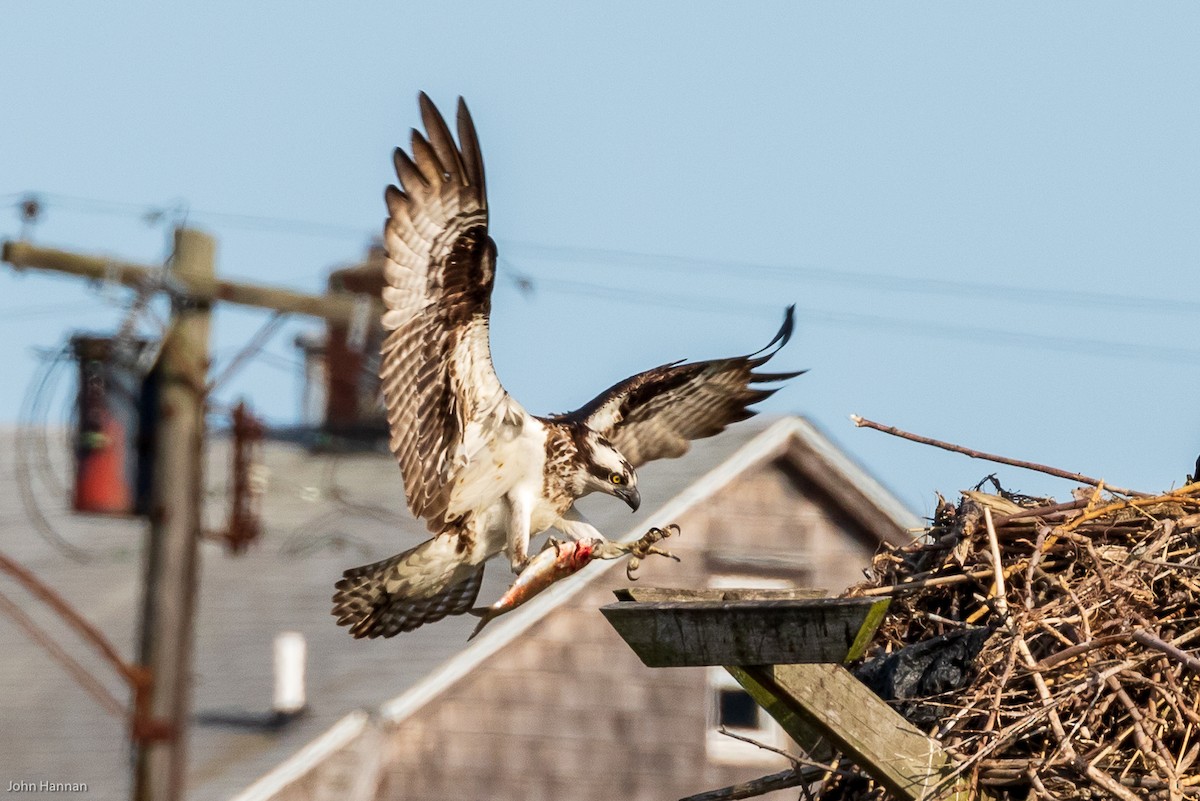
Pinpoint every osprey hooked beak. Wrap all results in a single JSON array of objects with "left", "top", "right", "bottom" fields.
[{"left": 617, "top": 485, "right": 641, "bottom": 513}]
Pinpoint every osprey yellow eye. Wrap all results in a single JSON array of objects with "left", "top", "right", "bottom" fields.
[{"left": 610, "top": 474, "right": 623, "bottom": 485}]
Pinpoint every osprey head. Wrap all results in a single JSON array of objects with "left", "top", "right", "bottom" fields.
[{"left": 578, "top": 431, "right": 640, "bottom": 512}]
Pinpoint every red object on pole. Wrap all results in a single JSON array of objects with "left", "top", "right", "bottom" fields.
[
  {"left": 74, "top": 412, "right": 131, "bottom": 513},
  {"left": 72, "top": 336, "right": 145, "bottom": 515}
]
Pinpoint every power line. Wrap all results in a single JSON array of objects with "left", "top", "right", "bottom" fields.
[
  {"left": 499, "top": 239, "right": 1200, "bottom": 318},
  {"left": 9, "top": 192, "right": 1196, "bottom": 368},
  {"left": 185, "top": 208, "right": 370, "bottom": 240},
  {"left": 0, "top": 586, "right": 126, "bottom": 718},
  {"left": 15, "top": 344, "right": 91, "bottom": 562},
  {"left": 6, "top": 192, "right": 371, "bottom": 241},
  {"left": 521, "top": 274, "right": 1200, "bottom": 366},
  {"left": 12, "top": 191, "right": 1195, "bottom": 318},
  {"left": 207, "top": 311, "right": 289, "bottom": 393},
  {"left": 249, "top": 348, "right": 308, "bottom": 376},
  {"left": 0, "top": 303, "right": 111, "bottom": 322}
]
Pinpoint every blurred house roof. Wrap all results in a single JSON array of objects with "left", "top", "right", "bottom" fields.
[{"left": 0, "top": 416, "right": 916, "bottom": 800}]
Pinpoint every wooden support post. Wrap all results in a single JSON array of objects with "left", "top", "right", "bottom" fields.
[
  {"left": 603, "top": 588, "right": 977, "bottom": 801},
  {"left": 732, "top": 664, "right": 969, "bottom": 801},
  {"left": 132, "top": 228, "right": 214, "bottom": 801}
]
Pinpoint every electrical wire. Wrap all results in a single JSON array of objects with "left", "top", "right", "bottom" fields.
[
  {"left": 8, "top": 191, "right": 1197, "bottom": 450},
  {"left": 519, "top": 273, "right": 1200, "bottom": 367},
  {"left": 245, "top": 349, "right": 307, "bottom": 380},
  {"left": 15, "top": 344, "right": 91, "bottom": 563},
  {"left": 207, "top": 311, "right": 289, "bottom": 394},
  {"left": 11, "top": 287, "right": 160, "bottom": 563},
  {"left": 12, "top": 278, "right": 165, "bottom": 564},
  {"left": 0, "top": 586, "right": 126, "bottom": 719},
  {"left": 10, "top": 190, "right": 1194, "bottom": 319},
  {"left": 26, "top": 348, "right": 72, "bottom": 500},
  {"left": 500, "top": 239, "right": 1200, "bottom": 318},
  {"left": 275, "top": 507, "right": 376, "bottom": 559},
  {"left": 184, "top": 208, "right": 368, "bottom": 240},
  {"left": 6, "top": 192, "right": 370, "bottom": 241},
  {"left": 0, "top": 303, "right": 111, "bottom": 323},
  {"left": 275, "top": 466, "right": 403, "bottom": 560}
]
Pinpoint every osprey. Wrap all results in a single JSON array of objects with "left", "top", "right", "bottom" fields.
[{"left": 332, "top": 94, "right": 800, "bottom": 638}]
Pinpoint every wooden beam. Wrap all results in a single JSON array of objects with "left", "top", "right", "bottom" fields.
[
  {"left": 613, "top": 587, "right": 827, "bottom": 603},
  {"left": 599, "top": 597, "right": 890, "bottom": 667},
  {"left": 736, "top": 664, "right": 969, "bottom": 801},
  {"left": 2, "top": 239, "right": 379, "bottom": 324},
  {"left": 602, "top": 587, "right": 973, "bottom": 800},
  {"left": 727, "top": 666, "right": 833, "bottom": 762}
]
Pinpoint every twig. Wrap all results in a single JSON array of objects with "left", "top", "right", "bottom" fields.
[
  {"left": 994, "top": 497, "right": 1091, "bottom": 525},
  {"left": 717, "top": 726, "right": 803, "bottom": 763},
  {"left": 1141, "top": 559, "right": 1200, "bottom": 574},
  {"left": 1028, "top": 768, "right": 1050, "bottom": 798},
  {"left": 1134, "top": 630, "right": 1200, "bottom": 677},
  {"left": 1033, "top": 635, "right": 1131, "bottom": 672},
  {"left": 679, "top": 729, "right": 859, "bottom": 801},
  {"left": 981, "top": 634, "right": 1022, "bottom": 743},
  {"left": 849, "top": 415, "right": 1151, "bottom": 498},
  {"left": 1014, "top": 627, "right": 1143, "bottom": 801},
  {"left": 1106, "top": 674, "right": 1183, "bottom": 799},
  {"left": 715, "top": 727, "right": 855, "bottom": 776},
  {"left": 831, "top": 481, "right": 1200, "bottom": 800},
  {"left": 983, "top": 507, "right": 1009, "bottom": 619},
  {"left": 857, "top": 566, "right": 1002, "bottom": 597},
  {"left": 677, "top": 768, "right": 807, "bottom": 801}
]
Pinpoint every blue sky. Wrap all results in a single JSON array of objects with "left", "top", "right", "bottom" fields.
[{"left": 2, "top": 3, "right": 1198, "bottom": 517}]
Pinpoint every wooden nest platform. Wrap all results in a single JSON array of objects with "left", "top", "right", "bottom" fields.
[{"left": 827, "top": 479, "right": 1200, "bottom": 800}]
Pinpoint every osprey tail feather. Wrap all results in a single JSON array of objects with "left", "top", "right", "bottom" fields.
[{"left": 332, "top": 536, "right": 485, "bottom": 639}]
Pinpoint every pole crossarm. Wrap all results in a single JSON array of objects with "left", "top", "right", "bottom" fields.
[{"left": 2, "top": 239, "right": 380, "bottom": 325}]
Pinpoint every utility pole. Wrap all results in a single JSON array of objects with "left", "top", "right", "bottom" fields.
[
  {"left": 132, "top": 228, "right": 212, "bottom": 801},
  {"left": 1, "top": 229, "right": 375, "bottom": 801}
]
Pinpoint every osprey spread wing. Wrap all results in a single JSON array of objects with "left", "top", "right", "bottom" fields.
[{"left": 332, "top": 94, "right": 801, "bottom": 638}]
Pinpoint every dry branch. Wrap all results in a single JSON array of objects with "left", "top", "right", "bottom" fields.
[
  {"left": 850, "top": 415, "right": 1151, "bottom": 498},
  {"left": 678, "top": 768, "right": 807, "bottom": 801},
  {"left": 677, "top": 729, "right": 855, "bottom": 801}
]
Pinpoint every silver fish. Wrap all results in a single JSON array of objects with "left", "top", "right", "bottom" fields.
[{"left": 468, "top": 537, "right": 599, "bottom": 639}]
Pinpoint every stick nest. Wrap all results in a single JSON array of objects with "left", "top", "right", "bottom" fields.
[{"left": 821, "top": 479, "right": 1200, "bottom": 800}]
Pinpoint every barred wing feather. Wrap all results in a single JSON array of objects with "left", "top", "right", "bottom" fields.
[
  {"left": 379, "top": 93, "right": 516, "bottom": 532},
  {"left": 549, "top": 307, "right": 801, "bottom": 467}
]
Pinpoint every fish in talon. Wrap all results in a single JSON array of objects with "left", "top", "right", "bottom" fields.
[{"left": 468, "top": 537, "right": 600, "bottom": 639}]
